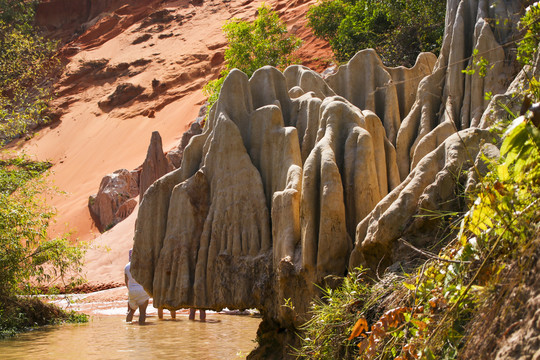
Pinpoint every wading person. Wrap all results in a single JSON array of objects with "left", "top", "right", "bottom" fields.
[
  {"left": 158, "top": 306, "right": 176, "bottom": 320},
  {"left": 189, "top": 308, "right": 206, "bottom": 322},
  {"left": 125, "top": 249, "right": 150, "bottom": 324}
]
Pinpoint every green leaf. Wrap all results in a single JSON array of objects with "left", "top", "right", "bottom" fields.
[
  {"left": 403, "top": 282, "right": 416, "bottom": 291},
  {"left": 501, "top": 120, "right": 528, "bottom": 162}
]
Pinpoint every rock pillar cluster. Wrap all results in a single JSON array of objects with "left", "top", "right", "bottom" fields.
[{"left": 131, "top": 0, "right": 527, "bottom": 357}]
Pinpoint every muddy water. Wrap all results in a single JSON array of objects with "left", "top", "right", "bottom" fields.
[{"left": 0, "top": 314, "right": 261, "bottom": 360}]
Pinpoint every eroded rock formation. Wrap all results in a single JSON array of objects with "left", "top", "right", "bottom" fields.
[
  {"left": 131, "top": 0, "right": 527, "bottom": 358},
  {"left": 88, "top": 168, "right": 139, "bottom": 232},
  {"left": 139, "top": 131, "right": 172, "bottom": 201},
  {"left": 89, "top": 131, "right": 173, "bottom": 232},
  {"left": 166, "top": 112, "right": 204, "bottom": 169}
]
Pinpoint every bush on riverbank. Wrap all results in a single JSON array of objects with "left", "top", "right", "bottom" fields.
[
  {"left": 0, "top": 155, "right": 88, "bottom": 337},
  {"left": 0, "top": 295, "right": 88, "bottom": 338}
]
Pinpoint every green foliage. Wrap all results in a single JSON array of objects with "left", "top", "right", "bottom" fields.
[
  {"left": 0, "top": 296, "right": 88, "bottom": 339},
  {"left": 294, "top": 268, "right": 402, "bottom": 359},
  {"left": 307, "top": 0, "right": 446, "bottom": 65},
  {"left": 517, "top": 2, "right": 540, "bottom": 66},
  {"left": 0, "top": 154, "right": 87, "bottom": 336},
  {"left": 462, "top": 49, "right": 494, "bottom": 78},
  {"left": 223, "top": 5, "right": 301, "bottom": 76},
  {"left": 0, "top": 0, "right": 59, "bottom": 146},
  {"left": 203, "top": 4, "right": 301, "bottom": 116},
  {"left": 0, "top": 155, "right": 85, "bottom": 299},
  {"left": 0, "top": 0, "right": 37, "bottom": 24},
  {"left": 0, "top": 156, "right": 52, "bottom": 195}
]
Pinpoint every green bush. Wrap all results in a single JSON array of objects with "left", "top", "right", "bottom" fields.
[
  {"left": 0, "top": 0, "right": 59, "bottom": 145},
  {"left": 0, "top": 0, "right": 36, "bottom": 24},
  {"left": 0, "top": 155, "right": 87, "bottom": 336},
  {"left": 0, "top": 3, "right": 85, "bottom": 333},
  {"left": 203, "top": 4, "right": 301, "bottom": 116},
  {"left": 307, "top": 0, "right": 446, "bottom": 66},
  {"left": 0, "top": 155, "right": 85, "bottom": 299},
  {"left": 518, "top": 2, "right": 540, "bottom": 66},
  {"left": 223, "top": 5, "right": 301, "bottom": 75},
  {"left": 0, "top": 296, "right": 88, "bottom": 338}
]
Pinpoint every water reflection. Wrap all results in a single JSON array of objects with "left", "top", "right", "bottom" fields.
[{"left": 0, "top": 314, "right": 260, "bottom": 360}]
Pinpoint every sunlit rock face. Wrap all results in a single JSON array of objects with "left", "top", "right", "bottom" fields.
[
  {"left": 131, "top": 0, "right": 525, "bottom": 357},
  {"left": 139, "top": 131, "right": 172, "bottom": 202},
  {"left": 131, "top": 55, "right": 435, "bottom": 321}
]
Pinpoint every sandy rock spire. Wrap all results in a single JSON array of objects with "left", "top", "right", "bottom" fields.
[{"left": 139, "top": 131, "right": 172, "bottom": 201}]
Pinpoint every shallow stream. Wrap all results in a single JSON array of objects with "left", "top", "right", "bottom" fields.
[{"left": 0, "top": 313, "right": 260, "bottom": 359}]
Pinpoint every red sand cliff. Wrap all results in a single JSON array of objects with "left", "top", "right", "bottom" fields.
[{"left": 11, "top": 0, "right": 332, "bottom": 286}]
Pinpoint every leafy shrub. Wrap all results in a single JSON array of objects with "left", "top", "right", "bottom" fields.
[
  {"left": 518, "top": 2, "right": 540, "bottom": 66},
  {"left": 223, "top": 5, "right": 301, "bottom": 76},
  {"left": 0, "top": 3, "right": 85, "bottom": 332},
  {"left": 0, "top": 155, "right": 87, "bottom": 336},
  {"left": 0, "top": 0, "right": 60, "bottom": 145},
  {"left": 203, "top": 4, "right": 301, "bottom": 116},
  {"left": 294, "top": 269, "right": 405, "bottom": 359},
  {"left": 0, "top": 155, "right": 85, "bottom": 299},
  {"left": 294, "top": 268, "right": 374, "bottom": 359},
  {"left": 307, "top": 0, "right": 446, "bottom": 66},
  {"left": 0, "top": 296, "right": 88, "bottom": 338}
]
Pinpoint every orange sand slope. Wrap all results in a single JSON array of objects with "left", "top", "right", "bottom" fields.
[{"left": 14, "top": 0, "right": 331, "bottom": 286}]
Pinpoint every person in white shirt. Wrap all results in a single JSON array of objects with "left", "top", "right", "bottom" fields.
[{"left": 125, "top": 249, "right": 150, "bottom": 324}]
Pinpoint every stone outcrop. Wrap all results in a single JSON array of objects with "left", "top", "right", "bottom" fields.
[
  {"left": 349, "top": 127, "right": 495, "bottom": 271},
  {"left": 325, "top": 50, "right": 437, "bottom": 145},
  {"left": 89, "top": 130, "right": 171, "bottom": 232},
  {"left": 139, "top": 131, "right": 172, "bottom": 201},
  {"left": 130, "top": 0, "right": 526, "bottom": 358},
  {"left": 395, "top": 0, "right": 522, "bottom": 181},
  {"left": 166, "top": 107, "right": 205, "bottom": 169},
  {"left": 88, "top": 168, "right": 139, "bottom": 232},
  {"left": 98, "top": 82, "right": 145, "bottom": 111}
]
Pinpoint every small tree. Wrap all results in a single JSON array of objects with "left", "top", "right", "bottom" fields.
[
  {"left": 223, "top": 5, "right": 301, "bottom": 76},
  {"left": 0, "top": 156, "right": 85, "bottom": 299},
  {"left": 203, "top": 4, "right": 301, "bottom": 113}
]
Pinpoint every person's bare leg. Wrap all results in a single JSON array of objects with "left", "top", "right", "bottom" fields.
[
  {"left": 170, "top": 310, "right": 176, "bottom": 319},
  {"left": 126, "top": 303, "right": 135, "bottom": 323},
  {"left": 138, "top": 300, "right": 149, "bottom": 325},
  {"left": 189, "top": 308, "right": 195, "bottom": 321},
  {"left": 200, "top": 309, "right": 206, "bottom": 322},
  {"left": 158, "top": 307, "right": 163, "bottom": 320}
]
